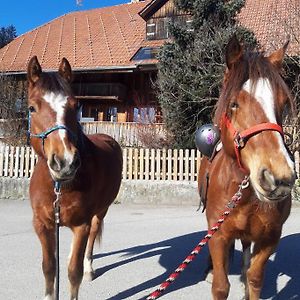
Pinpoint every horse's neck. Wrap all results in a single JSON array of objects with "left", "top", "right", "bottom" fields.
[
  {"left": 212, "top": 150, "right": 246, "bottom": 186},
  {"left": 76, "top": 126, "right": 90, "bottom": 157}
]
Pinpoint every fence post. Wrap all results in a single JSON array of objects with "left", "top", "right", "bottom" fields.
[
  {"left": 139, "top": 148, "right": 144, "bottom": 180},
  {"left": 122, "top": 148, "right": 127, "bottom": 180},
  {"left": 295, "top": 151, "right": 299, "bottom": 179}
]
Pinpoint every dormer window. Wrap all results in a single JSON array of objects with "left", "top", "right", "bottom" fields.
[
  {"left": 145, "top": 15, "right": 193, "bottom": 40},
  {"left": 132, "top": 47, "right": 160, "bottom": 61}
]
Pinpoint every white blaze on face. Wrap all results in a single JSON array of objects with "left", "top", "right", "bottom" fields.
[
  {"left": 43, "top": 92, "right": 74, "bottom": 162},
  {"left": 243, "top": 78, "right": 294, "bottom": 172}
]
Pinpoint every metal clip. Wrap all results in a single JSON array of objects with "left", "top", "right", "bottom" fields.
[
  {"left": 240, "top": 176, "right": 250, "bottom": 190},
  {"left": 234, "top": 133, "right": 245, "bottom": 148},
  {"left": 53, "top": 181, "right": 62, "bottom": 225}
]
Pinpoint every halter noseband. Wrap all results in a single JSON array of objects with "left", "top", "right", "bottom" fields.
[
  {"left": 27, "top": 111, "right": 77, "bottom": 149},
  {"left": 221, "top": 113, "right": 284, "bottom": 173}
]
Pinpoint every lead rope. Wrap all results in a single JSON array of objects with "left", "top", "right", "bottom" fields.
[
  {"left": 54, "top": 181, "right": 61, "bottom": 300},
  {"left": 146, "top": 176, "right": 250, "bottom": 300}
]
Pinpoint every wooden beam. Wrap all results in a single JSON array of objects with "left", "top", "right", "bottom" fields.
[{"left": 75, "top": 95, "right": 121, "bottom": 102}]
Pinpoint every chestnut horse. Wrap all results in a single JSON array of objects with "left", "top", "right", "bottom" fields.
[
  {"left": 198, "top": 36, "right": 295, "bottom": 300},
  {"left": 27, "top": 56, "right": 122, "bottom": 300}
]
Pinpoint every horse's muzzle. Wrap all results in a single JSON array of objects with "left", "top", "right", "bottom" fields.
[
  {"left": 257, "top": 168, "right": 295, "bottom": 201},
  {"left": 48, "top": 151, "right": 81, "bottom": 182}
]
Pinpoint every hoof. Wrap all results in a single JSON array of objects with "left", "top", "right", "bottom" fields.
[
  {"left": 84, "top": 271, "right": 95, "bottom": 282},
  {"left": 205, "top": 271, "right": 213, "bottom": 284}
]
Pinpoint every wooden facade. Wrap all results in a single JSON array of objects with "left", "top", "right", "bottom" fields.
[
  {"left": 74, "top": 0, "right": 191, "bottom": 123},
  {"left": 143, "top": 0, "right": 193, "bottom": 40},
  {"left": 72, "top": 69, "right": 161, "bottom": 123}
]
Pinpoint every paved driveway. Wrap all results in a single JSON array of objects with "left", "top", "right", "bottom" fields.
[{"left": 0, "top": 200, "right": 299, "bottom": 299}]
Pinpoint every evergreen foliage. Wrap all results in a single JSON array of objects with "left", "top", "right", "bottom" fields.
[
  {"left": 0, "top": 25, "right": 17, "bottom": 49},
  {"left": 157, "top": 0, "right": 257, "bottom": 148}
]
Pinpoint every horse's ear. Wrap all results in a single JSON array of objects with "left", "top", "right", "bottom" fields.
[
  {"left": 59, "top": 57, "right": 73, "bottom": 83},
  {"left": 267, "top": 40, "right": 289, "bottom": 69},
  {"left": 225, "top": 35, "right": 243, "bottom": 69},
  {"left": 27, "top": 56, "right": 42, "bottom": 84}
]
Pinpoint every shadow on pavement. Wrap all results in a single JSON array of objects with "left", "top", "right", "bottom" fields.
[{"left": 93, "top": 232, "right": 300, "bottom": 299}]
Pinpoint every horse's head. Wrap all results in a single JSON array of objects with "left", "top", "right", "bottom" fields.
[
  {"left": 27, "top": 56, "right": 81, "bottom": 182},
  {"left": 215, "top": 36, "right": 295, "bottom": 202}
]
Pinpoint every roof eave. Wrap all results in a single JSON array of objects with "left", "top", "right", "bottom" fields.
[
  {"left": 139, "top": 0, "right": 168, "bottom": 21},
  {"left": 0, "top": 65, "right": 140, "bottom": 75}
]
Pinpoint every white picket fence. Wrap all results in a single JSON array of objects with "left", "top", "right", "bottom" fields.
[
  {"left": 0, "top": 145, "right": 298, "bottom": 181},
  {"left": 122, "top": 148, "right": 201, "bottom": 181},
  {"left": 0, "top": 146, "right": 201, "bottom": 181}
]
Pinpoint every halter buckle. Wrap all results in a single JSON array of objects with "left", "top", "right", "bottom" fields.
[{"left": 234, "top": 133, "right": 245, "bottom": 148}]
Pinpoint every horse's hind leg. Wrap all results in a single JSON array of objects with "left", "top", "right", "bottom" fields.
[
  {"left": 68, "top": 223, "right": 90, "bottom": 300},
  {"left": 241, "top": 240, "right": 251, "bottom": 299},
  {"left": 204, "top": 254, "right": 213, "bottom": 283},
  {"left": 33, "top": 218, "right": 56, "bottom": 300},
  {"left": 84, "top": 215, "right": 104, "bottom": 281}
]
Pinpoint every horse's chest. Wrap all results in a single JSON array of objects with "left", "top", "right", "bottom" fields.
[
  {"left": 233, "top": 203, "right": 282, "bottom": 240},
  {"left": 59, "top": 199, "right": 90, "bottom": 226}
]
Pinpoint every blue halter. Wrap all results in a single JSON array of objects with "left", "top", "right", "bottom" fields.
[{"left": 27, "top": 111, "right": 77, "bottom": 149}]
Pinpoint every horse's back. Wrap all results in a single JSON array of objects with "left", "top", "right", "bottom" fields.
[
  {"left": 87, "top": 133, "right": 122, "bottom": 155},
  {"left": 84, "top": 133, "right": 122, "bottom": 204}
]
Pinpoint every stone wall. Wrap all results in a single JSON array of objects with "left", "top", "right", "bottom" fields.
[{"left": 0, "top": 177, "right": 298, "bottom": 204}]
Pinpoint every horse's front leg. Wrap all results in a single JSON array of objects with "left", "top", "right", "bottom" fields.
[
  {"left": 33, "top": 217, "right": 56, "bottom": 300},
  {"left": 246, "top": 241, "right": 278, "bottom": 300},
  {"left": 209, "top": 234, "right": 232, "bottom": 300},
  {"left": 68, "top": 223, "right": 90, "bottom": 300}
]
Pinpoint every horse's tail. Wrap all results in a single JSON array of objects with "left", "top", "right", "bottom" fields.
[
  {"left": 198, "top": 171, "right": 209, "bottom": 212},
  {"left": 96, "top": 219, "right": 104, "bottom": 246}
]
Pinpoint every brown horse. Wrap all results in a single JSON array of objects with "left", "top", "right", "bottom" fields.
[
  {"left": 27, "top": 56, "right": 122, "bottom": 300},
  {"left": 198, "top": 36, "right": 296, "bottom": 300}
]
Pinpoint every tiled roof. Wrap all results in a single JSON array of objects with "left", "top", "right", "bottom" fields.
[
  {"left": 0, "top": 0, "right": 298, "bottom": 73},
  {"left": 0, "top": 1, "right": 158, "bottom": 73},
  {"left": 239, "top": 0, "right": 299, "bottom": 55}
]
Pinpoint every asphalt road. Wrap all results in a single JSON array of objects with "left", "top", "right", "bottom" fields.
[{"left": 0, "top": 200, "right": 299, "bottom": 300}]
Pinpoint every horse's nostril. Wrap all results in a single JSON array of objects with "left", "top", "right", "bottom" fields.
[
  {"left": 49, "top": 154, "right": 65, "bottom": 172},
  {"left": 259, "top": 168, "right": 296, "bottom": 192},
  {"left": 259, "top": 168, "right": 276, "bottom": 191}
]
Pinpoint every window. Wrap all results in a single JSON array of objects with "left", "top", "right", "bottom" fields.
[
  {"left": 131, "top": 47, "right": 159, "bottom": 61},
  {"left": 133, "top": 107, "right": 156, "bottom": 123},
  {"left": 146, "top": 23, "right": 156, "bottom": 39}
]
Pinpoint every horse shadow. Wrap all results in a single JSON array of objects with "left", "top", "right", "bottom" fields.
[
  {"left": 93, "top": 232, "right": 300, "bottom": 299},
  {"left": 260, "top": 233, "right": 300, "bottom": 299}
]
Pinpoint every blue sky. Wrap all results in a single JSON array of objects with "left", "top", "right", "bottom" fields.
[{"left": 1, "top": 0, "right": 128, "bottom": 36}]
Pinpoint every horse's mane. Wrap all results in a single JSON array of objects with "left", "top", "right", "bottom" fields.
[
  {"left": 213, "top": 51, "right": 294, "bottom": 125},
  {"left": 34, "top": 72, "right": 73, "bottom": 96}
]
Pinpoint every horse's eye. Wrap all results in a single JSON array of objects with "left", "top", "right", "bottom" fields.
[
  {"left": 28, "top": 106, "right": 36, "bottom": 113},
  {"left": 229, "top": 102, "right": 239, "bottom": 110}
]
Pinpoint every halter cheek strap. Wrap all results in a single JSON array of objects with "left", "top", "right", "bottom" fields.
[{"left": 221, "top": 113, "right": 284, "bottom": 173}]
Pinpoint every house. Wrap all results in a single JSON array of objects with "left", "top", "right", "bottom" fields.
[
  {"left": 0, "top": 0, "right": 167, "bottom": 124},
  {"left": 0, "top": 0, "right": 298, "bottom": 125}
]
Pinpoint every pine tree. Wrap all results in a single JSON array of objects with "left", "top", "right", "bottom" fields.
[
  {"left": 157, "top": 0, "right": 257, "bottom": 148},
  {"left": 0, "top": 25, "right": 17, "bottom": 49}
]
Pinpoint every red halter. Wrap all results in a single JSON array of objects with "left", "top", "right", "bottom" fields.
[{"left": 221, "top": 113, "right": 284, "bottom": 173}]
